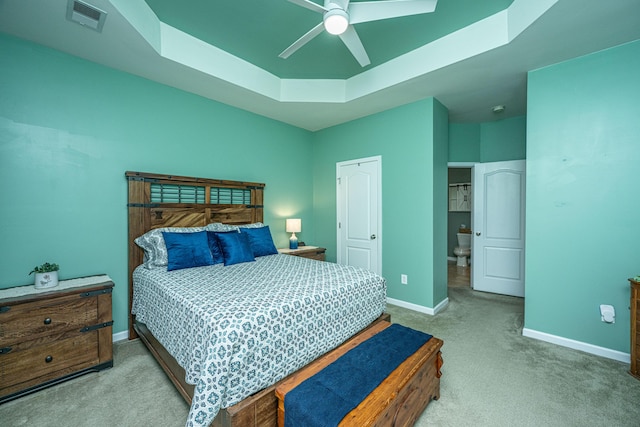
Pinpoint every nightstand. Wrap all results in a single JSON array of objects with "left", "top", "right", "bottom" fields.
[
  {"left": 279, "top": 246, "right": 326, "bottom": 261},
  {"left": 0, "top": 275, "right": 114, "bottom": 403}
]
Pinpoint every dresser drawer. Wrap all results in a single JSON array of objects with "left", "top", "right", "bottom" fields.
[
  {"left": 0, "top": 294, "right": 98, "bottom": 346},
  {"left": 1, "top": 331, "right": 99, "bottom": 395}
]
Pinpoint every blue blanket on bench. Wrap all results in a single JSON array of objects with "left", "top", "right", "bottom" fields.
[{"left": 284, "top": 323, "right": 433, "bottom": 427}]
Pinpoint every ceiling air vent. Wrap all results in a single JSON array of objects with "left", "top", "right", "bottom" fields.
[{"left": 66, "top": 0, "right": 107, "bottom": 32}]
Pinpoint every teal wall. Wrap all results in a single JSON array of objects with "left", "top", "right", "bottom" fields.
[
  {"left": 525, "top": 40, "right": 640, "bottom": 352},
  {"left": 449, "top": 123, "right": 481, "bottom": 162},
  {"left": 312, "top": 98, "right": 449, "bottom": 309},
  {"left": 449, "top": 115, "right": 526, "bottom": 163},
  {"left": 481, "top": 115, "right": 526, "bottom": 162},
  {"left": 432, "top": 101, "right": 450, "bottom": 305},
  {"left": 4, "top": 28, "right": 637, "bottom": 359},
  {"left": 0, "top": 34, "right": 314, "bottom": 336}
]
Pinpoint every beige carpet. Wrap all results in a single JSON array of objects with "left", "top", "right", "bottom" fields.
[
  {"left": 404, "top": 288, "right": 640, "bottom": 426},
  {"left": 0, "top": 338, "right": 189, "bottom": 426},
  {"left": 2, "top": 287, "right": 639, "bottom": 426}
]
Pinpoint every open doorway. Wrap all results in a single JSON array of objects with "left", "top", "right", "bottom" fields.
[{"left": 447, "top": 163, "right": 474, "bottom": 288}]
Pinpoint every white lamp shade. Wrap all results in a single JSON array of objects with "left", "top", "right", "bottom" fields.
[{"left": 286, "top": 218, "right": 301, "bottom": 233}]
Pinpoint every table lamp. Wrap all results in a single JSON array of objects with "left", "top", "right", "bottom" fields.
[{"left": 286, "top": 218, "right": 301, "bottom": 249}]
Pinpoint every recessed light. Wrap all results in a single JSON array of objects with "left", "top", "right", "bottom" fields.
[{"left": 492, "top": 105, "right": 506, "bottom": 114}]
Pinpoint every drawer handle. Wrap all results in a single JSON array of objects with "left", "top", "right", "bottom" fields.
[
  {"left": 44, "top": 317, "right": 52, "bottom": 325},
  {"left": 45, "top": 355, "right": 53, "bottom": 363}
]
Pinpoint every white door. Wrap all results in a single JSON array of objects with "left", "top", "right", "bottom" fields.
[
  {"left": 336, "top": 156, "right": 381, "bottom": 274},
  {"left": 472, "top": 160, "right": 525, "bottom": 297}
]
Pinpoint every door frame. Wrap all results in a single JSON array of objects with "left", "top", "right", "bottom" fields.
[
  {"left": 336, "top": 155, "right": 382, "bottom": 275},
  {"left": 448, "top": 162, "right": 477, "bottom": 276}
]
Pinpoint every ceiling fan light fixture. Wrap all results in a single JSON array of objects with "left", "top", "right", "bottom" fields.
[{"left": 323, "top": 9, "right": 349, "bottom": 35}]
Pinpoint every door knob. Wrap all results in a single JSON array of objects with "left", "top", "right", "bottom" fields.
[
  {"left": 370, "top": 234, "right": 376, "bottom": 240},
  {"left": 476, "top": 232, "right": 481, "bottom": 236}
]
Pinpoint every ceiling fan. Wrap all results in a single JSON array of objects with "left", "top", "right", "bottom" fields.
[{"left": 279, "top": 0, "right": 438, "bottom": 67}]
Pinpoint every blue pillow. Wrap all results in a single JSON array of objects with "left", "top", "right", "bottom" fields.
[
  {"left": 206, "top": 230, "right": 236, "bottom": 265},
  {"left": 240, "top": 226, "right": 278, "bottom": 257},
  {"left": 162, "top": 231, "right": 214, "bottom": 271},
  {"left": 216, "top": 232, "right": 255, "bottom": 266}
]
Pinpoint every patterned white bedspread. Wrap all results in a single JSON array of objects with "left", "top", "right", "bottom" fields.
[{"left": 132, "top": 254, "right": 386, "bottom": 427}]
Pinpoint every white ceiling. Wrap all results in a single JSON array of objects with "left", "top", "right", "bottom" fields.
[{"left": 1, "top": 0, "right": 639, "bottom": 131}]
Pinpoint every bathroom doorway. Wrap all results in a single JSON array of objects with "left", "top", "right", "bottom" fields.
[{"left": 447, "top": 163, "right": 474, "bottom": 288}]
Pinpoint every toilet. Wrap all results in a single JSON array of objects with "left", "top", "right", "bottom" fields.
[{"left": 454, "top": 233, "right": 471, "bottom": 267}]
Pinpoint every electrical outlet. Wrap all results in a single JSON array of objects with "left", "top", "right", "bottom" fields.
[
  {"left": 600, "top": 304, "right": 615, "bottom": 323},
  {"left": 401, "top": 274, "right": 408, "bottom": 285}
]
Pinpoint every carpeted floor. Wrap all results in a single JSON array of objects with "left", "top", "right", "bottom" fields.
[
  {"left": 2, "top": 287, "right": 639, "bottom": 426},
  {"left": 404, "top": 288, "right": 640, "bottom": 426}
]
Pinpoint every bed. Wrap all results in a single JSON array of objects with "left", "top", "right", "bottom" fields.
[{"left": 126, "top": 171, "right": 389, "bottom": 427}]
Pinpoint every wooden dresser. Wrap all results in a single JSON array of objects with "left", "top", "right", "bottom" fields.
[
  {"left": 279, "top": 246, "right": 326, "bottom": 261},
  {"left": 630, "top": 278, "right": 639, "bottom": 380},
  {"left": 0, "top": 275, "right": 114, "bottom": 403}
]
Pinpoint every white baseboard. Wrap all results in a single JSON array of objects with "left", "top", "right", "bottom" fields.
[
  {"left": 522, "top": 328, "right": 630, "bottom": 363},
  {"left": 113, "top": 330, "right": 129, "bottom": 343},
  {"left": 387, "top": 296, "right": 449, "bottom": 316}
]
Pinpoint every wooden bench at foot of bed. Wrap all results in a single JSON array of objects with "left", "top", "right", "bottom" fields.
[
  {"left": 275, "top": 321, "right": 443, "bottom": 427},
  {"left": 134, "top": 313, "right": 393, "bottom": 427}
]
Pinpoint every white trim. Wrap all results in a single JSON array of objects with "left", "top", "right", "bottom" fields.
[
  {"left": 522, "top": 328, "right": 630, "bottom": 363},
  {"left": 336, "top": 155, "right": 382, "bottom": 275},
  {"left": 448, "top": 162, "right": 478, "bottom": 168},
  {"left": 387, "top": 297, "right": 449, "bottom": 316},
  {"left": 113, "top": 330, "right": 129, "bottom": 343},
  {"left": 113, "top": 1, "right": 555, "bottom": 106}
]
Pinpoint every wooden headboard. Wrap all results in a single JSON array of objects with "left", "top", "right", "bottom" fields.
[{"left": 126, "top": 171, "right": 265, "bottom": 339}]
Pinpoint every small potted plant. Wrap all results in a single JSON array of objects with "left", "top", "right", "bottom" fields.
[{"left": 29, "top": 262, "right": 60, "bottom": 289}]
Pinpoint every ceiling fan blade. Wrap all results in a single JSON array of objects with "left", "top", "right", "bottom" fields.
[
  {"left": 286, "top": 0, "right": 327, "bottom": 15},
  {"left": 338, "top": 25, "right": 370, "bottom": 67},
  {"left": 279, "top": 22, "right": 326, "bottom": 59},
  {"left": 349, "top": 0, "right": 438, "bottom": 24}
]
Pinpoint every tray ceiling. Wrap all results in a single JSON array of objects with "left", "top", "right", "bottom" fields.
[{"left": 1, "top": 0, "right": 639, "bottom": 130}]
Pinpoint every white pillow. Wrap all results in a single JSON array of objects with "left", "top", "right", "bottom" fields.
[
  {"left": 135, "top": 226, "right": 205, "bottom": 269},
  {"left": 205, "top": 222, "right": 238, "bottom": 232},
  {"left": 205, "top": 222, "right": 265, "bottom": 232}
]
